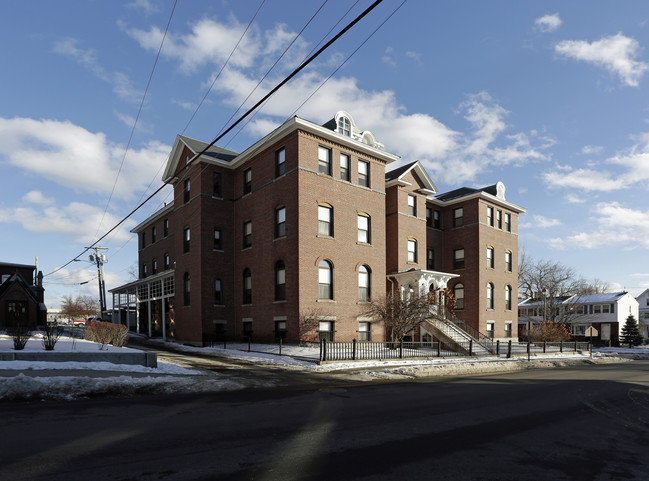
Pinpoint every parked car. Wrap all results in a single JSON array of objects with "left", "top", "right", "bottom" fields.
[
  {"left": 86, "top": 317, "right": 102, "bottom": 324},
  {"left": 72, "top": 319, "right": 87, "bottom": 327}
]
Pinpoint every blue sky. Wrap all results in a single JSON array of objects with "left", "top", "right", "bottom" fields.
[{"left": 1, "top": 0, "right": 648, "bottom": 309}]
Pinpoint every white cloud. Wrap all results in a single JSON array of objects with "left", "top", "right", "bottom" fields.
[
  {"left": 127, "top": 0, "right": 158, "bottom": 14},
  {"left": 564, "top": 193, "right": 586, "bottom": 204},
  {"left": 23, "top": 191, "right": 55, "bottom": 206},
  {"left": 382, "top": 47, "right": 396, "bottom": 67},
  {"left": 125, "top": 17, "right": 550, "bottom": 185},
  {"left": 543, "top": 135, "right": 649, "bottom": 192},
  {"left": 581, "top": 145, "right": 603, "bottom": 155},
  {"left": 0, "top": 117, "right": 170, "bottom": 199},
  {"left": 555, "top": 33, "right": 649, "bottom": 87},
  {"left": 521, "top": 215, "right": 562, "bottom": 229},
  {"left": 549, "top": 202, "right": 649, "bottom": 250},
  {"left": 0, "top": 201, "right": 136, "bottom": 244},
  {"left": 535, "top": 13, "right": 562, "bottom": 33},
  {"left": 54, "top": 38, "right": 141, "bottom": 101}
]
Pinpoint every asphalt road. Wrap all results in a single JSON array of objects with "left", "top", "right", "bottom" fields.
[{"left": 1, "top": 361, "right": 649, "bottom": 481}]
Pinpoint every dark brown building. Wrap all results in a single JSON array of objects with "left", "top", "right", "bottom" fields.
[
  {"left": 0, "top": 262, "right": 46, "bottom": 329},
  {"left": 111, "top": 111, "right": 524, "bottom": 345}
]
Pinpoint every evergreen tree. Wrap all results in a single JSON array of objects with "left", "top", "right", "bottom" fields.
[{"left": 620, "top": 314, "right": 643, "bottom": 347}]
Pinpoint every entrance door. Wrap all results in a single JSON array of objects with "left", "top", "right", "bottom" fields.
[{"left": 601, "top": 323, "right": 611, "bottom": 341}]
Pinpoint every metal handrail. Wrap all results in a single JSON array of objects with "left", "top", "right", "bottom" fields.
[{"left": 444, "top": 318, "right": 494, "bottom": 352}]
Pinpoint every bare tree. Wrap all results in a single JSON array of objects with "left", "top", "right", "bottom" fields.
[
  {"left": 60, "top": 295, "right": 100, "bottom": 321},
  {"left": 362, "top": 289, "right": 455, "bottom": 342},
  {"left": 518, "top": 253, "right": 611, "bottom": 325}
]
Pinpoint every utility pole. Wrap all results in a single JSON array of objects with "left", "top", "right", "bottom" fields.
[{"left": 86, "top": 246, "right": 108, "bottom": 319}]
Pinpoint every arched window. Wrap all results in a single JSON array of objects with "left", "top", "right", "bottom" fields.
[
  {"left": 358, "top": 265, "right": 371, "bottom": 301},
  {"left": 318, "top": 260, "right": 333, "bottom": 300},
  {"left": 505, "top": 285, "right": 512, "bottom": 310},
  {"left": 243, "top": 269, "right": 252, "bottom": 304},
  {"left": 487, "top": 282, "right": 494, "bottom": 309},
  {"left": 275, "top": 261, "right": 286, "bottom": 301},
  {"left": 215, "top": 279, "right": 222, "bottom": 305},
  {"left": 454, "top": 283, "right": 465, "bottom": 310},
  {"left": 183, "top": 273, "right": 190, "bottom": 306}
]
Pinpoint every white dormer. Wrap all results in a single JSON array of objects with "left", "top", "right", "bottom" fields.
[{"left": 334, "top": 111, "right": 384, "bottom": 150}]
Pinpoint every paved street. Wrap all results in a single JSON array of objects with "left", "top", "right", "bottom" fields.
[{"left": 1, "top": 360, "right": 649, "bottom": 480}]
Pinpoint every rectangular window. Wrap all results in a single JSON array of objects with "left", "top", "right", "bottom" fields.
[
  {"left": 164, "top": 254, "right": 170, "bottom": 270},
  {"left": 357, "top": 215, "right": 370, "bottom": 244},
  {"left": 602, "top": 304, "right": 610, "bottom": 313},
  {"left": 426, "top": 207, "right": 432, "bottom": 227},
  {"left": 183, "top": 179, "right": 190, "bottom": 203},
  {"left": 486, "top": 322, "right": 494, "bottom": 338},
  {"left": 487, "top": 206, "right": 494, "bottom": 227},
  {"left": 358, "top": 160, "right": 369, "bottom": 187},
  {"left": 433, "top": 210, "right": 440, "bottom": 228},
  {"left": 141, "top": 232, "right": 146, "bottom": 249},
  {"left": 319, "top": 321, "right": 335, "bottom": 341},
  {"left": 275, "top": 320, "right": 287, "bottom": 339},
  {"left": 275, "top": 148, "right": 285, "bottom": 177},
  {"left": 505, "top": 251, "right": 512, "bottom": 272},
  {"left": 504, "top": 213, "right": 511, "bottom": 232},
  {"left": 504, "top": 323, "right": 512, "bottom": 338},
  {"left": 497, "top": 210, "right": 502, "bottom": 229},
  {"left": 214, "top": 279, "right": 222, "bottom": 305},
  {"left": 574, "top": 325, "right": 586, "bottom": 336},
  {"left": 151, "top": 226, "right": 156, "bottom": 243},
  {"left": 453, "top": 207, "right": 463, "bottom": 227},
  {"left": 408, "top": 195, "right": 416, "bottom": 216},
  {"left": 611, "top": 304, "right": 615, "bottom": 314},
  {"left": 152, "top": 259, "right": 157, "bottom": 275},
  {"left": 275, "top": 207, "right": 286, "bottom": 238},
  {"left": 213, "top": 172, "right": 222, "bottom": 197},
  {"left": 340, "top": 153, "right": 350, "bottom": 181},
  {"left": 214, "top": 228, "right": 222, "bottom": 250},
  {"left": 453, "top": 248, "right": 465, "bottom": 269},
  {"left": 407, "top": 239, "right": 417, "bottom": 263},
  {"left": 427, "top": 249, "right": 434, "bottom": 270},
  {"left": 164, "top": 219, "right": 169, "bottom": 237},
  {"left": 243, "top": 221, "right": 252, "bottom": 248},
  {"left": 318, "top": 146, "right": 331, "bottom": 175},
  {"left": 183, "top": 227, "right": 190, "bottom": 253},
  {"left": 243, "top": 321, "right": 253, "bottom": 337},
  {"left": 142, "top": 263, "right": 147, "bottom": 278},
  {"left": 594, "top": 305, "right": 601, "bottom": 314},
  {"left": 358, "top": 322, "right": 371, "bottom": 341},
  {"left": 487, "top": 247, "right": 494, "bottom": 268},
  {"left": 318, "top": 205, "right": 332, "bottom": 236},
  {"left": 243, "top": 168, "right": 252, "bottom": 195}
]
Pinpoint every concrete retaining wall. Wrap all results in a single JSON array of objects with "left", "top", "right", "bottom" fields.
[{"left": 0, "top": 351, "right": 157, "bottom": 368}]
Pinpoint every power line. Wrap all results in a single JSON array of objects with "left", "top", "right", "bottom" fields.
[
  {"left": 94, "top": 0, "right": 179, "bottom": 239},
  {"left": 45, "top": 0, "right": 386, "bottom": 278}
]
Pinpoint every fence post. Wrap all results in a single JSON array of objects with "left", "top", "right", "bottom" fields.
[
  {"left": 527, "top": 341, "right": 531, "bottom": 361},
  {"left": 399, "top": 339, "right": 403, "bottom": 359},
  {"left": 279, "top": 337, "right": 283, "bottom": 356},
  {"left": 507, "top": 340, "right": 512, "bottom": 358},
  {"left": 496, "top": 340, "right": 500, "bottom": 356},
  {"left": 469, "top": 339, "right": 473, "bottom": 356},
  {"left": 589, "top": 342, "right": 592, "bottom": 358},
  {"left": 543, "top": 341, "right": 546, "bottom": 353},
  {"left": 574, "top": 341, "right": 577, "bottom": 352},
  {"left": 321, "top": 338, "right": 327, "bottom": 362},
  {"left": 248, "top": 336, "right": 251, "bottom": 352},
  {"left": 560, "top": 341, "right": 563, "bottom": 353},
  {"left": 437, "top": 341, "right": 441, "bottom": 357},
  {"left": 352, "top": 338, "right": 357, "bottom": 361}
]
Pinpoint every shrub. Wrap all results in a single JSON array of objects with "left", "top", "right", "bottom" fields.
[
  {"left": 529, "top": 320, "right": 571, "bottom": 342},
  {"left": 41, "top": 321, "right": 64, "bottom": 351},
  {"left": 7, "top": 322, "right": 31, "bottom": 350},
  {"left": 85, "top": 322, "right": 129, "bottom": 348}
]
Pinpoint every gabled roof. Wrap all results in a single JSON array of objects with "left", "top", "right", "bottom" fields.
[
  {"left": 385, "top": 160, "right": 437, "bottom": 194},
  {"left": 567, "top": 292, "right": 630, "bottom": 304},
  {"left": 432, "top": 181, "right": 526, "bottom": 213},
  {"left": 162, "top": 135, "right": 239, "bottom": 182},
  {"left": 0, "top": 272, "right": 39, "bottom": 304},
  {"left": 162, "top": 115, "right": 400, "bottom": 183}
]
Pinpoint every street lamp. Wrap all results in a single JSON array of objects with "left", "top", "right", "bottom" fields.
[{"left": 542, "top": 288, "right": 549, "bottom": 323}]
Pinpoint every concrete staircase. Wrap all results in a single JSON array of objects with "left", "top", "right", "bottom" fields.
[{"left": 422, "top": 318, "right": 493, "bottom": 356}]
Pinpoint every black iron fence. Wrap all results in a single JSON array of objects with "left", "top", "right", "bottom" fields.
[{"left": 319, "top": 339, "right": 591, "bottom": 362}]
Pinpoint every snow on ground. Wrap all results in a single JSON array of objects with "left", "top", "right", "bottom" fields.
[{"left": 0, "top": 333, "right": 644, "bottom": 401}]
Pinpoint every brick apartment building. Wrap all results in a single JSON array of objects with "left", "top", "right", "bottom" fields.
[{"left": 111, "top": 111, "right": 525, "bottom": 345}]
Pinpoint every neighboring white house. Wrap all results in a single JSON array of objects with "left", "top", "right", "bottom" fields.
[
  {"left": 518, "top": 292, "right": 639, "bottom": 344},
  {"left": 46, "top": 308, "right": 72, "bottom": 325},
  {"left": 637, "top": 289, "right": 649, "bottom": 338}
]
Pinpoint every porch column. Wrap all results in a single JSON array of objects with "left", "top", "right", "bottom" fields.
[
  {"left": 161, "top": 280, "right": 166, "bottom": 342},
  {"left": 147, "top": 282, "right": 152, "bottom": 337}
]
